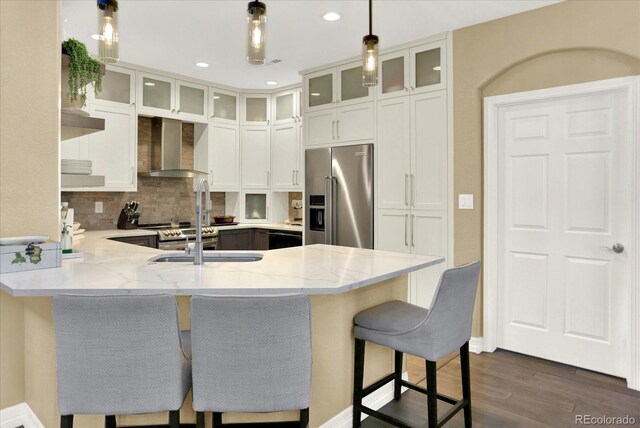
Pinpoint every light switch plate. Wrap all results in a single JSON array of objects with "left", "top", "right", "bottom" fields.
[
  {"left": 458, "top": 194, "right": 474, "bottom": 210},
  {"left": 95, "top": 201, "right": 103, "bottom": 214}
]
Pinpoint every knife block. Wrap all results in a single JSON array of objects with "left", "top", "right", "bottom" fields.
[{"left": 117, "top": 210, "right": 139, "bottom": 230}]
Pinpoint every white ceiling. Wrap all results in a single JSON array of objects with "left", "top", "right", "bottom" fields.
[{"left": 61, "top": 0, "right": 560, "bottom": 90}]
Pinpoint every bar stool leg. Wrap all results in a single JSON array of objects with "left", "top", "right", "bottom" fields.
[
  {"left": 213, "top": 412, "right": 223, "bottom": 427},
  {"left": 168, "top": 410, "right": 180, "bottom": 428},
  {"left": 460, "top": 342, "right": 472, "bottom": 427},
  {"left": 105, "top": 415, "right": 116, "bottom": 428},
  {"left": 394, "top": 350, "right": 403, "bottom": 401},
  {"left": 61, "top": 415, "right": 74, "bottom": 428},
  {"left": 426, "top": 360, "right": 438, "bottom": 428},
  {"left": 196, "top": 411, "right": 205, "bottom": 428},
  {"left": 352, "top": 338, "right": 366, "bottom": 428},
  {"left": 299, "top": 407, "right": 309, "bottom": 428}
]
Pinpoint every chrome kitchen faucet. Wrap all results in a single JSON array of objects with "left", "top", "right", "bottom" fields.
[{"left": 194, "top": 177, "right": 211, "bottom": 265}]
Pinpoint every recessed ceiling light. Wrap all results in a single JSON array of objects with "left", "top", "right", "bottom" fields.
[
  {"left": 195, "top": 62, "right": 209, "bottom": 68},
  {"left": 90, "top": 34, "right": 101, "bottom": 40},
  {"left": 310, "top": 92, "right": 321, "bottom": 97},
  {"left": 323, "top": 12, "right": 341, "bottom": 21},
  {"left": 433, "top": 66, "right": 442, "bottom": 71},
  {"left": 265, "top": 80, "right": 278, "bottom": 85},
  {"left": 144, "top": 82, "right": 156, "bottom": 86},
  {"left": 213, "top": 95, "right": 221, "bottom": 100}
]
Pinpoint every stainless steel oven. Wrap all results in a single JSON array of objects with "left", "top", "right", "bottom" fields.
[{"left": 157, "top": 236, "right": 218, "bottom": 251}]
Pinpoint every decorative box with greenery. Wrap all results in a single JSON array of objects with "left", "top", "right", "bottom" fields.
[{"left": 61, "top": 38, "right": 103, "bottom": 107}]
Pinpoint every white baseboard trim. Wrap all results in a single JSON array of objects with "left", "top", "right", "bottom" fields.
[
  {"left": 319, "top": 372, "right": 409, "bottom": 428},
  {"left": 469, "top": 337, "right": 483, "bottom": 354},
  {"left": 0, "top": 402, "right": 44, "bottom": 428}
]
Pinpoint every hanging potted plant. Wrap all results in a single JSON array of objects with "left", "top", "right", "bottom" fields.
[{"left": 61, "top": 38, "right": 103, "bottom": 110}]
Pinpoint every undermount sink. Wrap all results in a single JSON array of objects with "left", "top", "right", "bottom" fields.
[{"left": 148, "top": 252, "right": 263, "bottom": 263}]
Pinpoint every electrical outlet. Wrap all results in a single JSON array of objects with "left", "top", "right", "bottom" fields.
[
  {"left": 95, "top": 201, "right": 103, "bottom": 213},
  {"left": 292, "top": 199, "right": 302, "bottom": 209}
]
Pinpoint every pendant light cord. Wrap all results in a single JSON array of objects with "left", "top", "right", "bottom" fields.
[{"left": 369, "top": 0, "right": 372, "bottom": 36}]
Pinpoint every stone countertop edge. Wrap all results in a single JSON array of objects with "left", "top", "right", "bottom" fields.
[{"left": 0, "top": 229, "right": 444, "bottom": 297}]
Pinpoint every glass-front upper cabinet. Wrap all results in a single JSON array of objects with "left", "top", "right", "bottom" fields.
[
  {"left": 176, "top": 80, "right": 207, "bottom": 122},
  {"left": 242, "top": 191, "right": 270, "bottom": 223},
  {"left": 242, "top": 94, "right": 271, "bottom": 125},
  {"left": 137, "top": 71, "right": 175, "bottom": 117},
  {"left": 305, "top": 69, "right": 334, "bottom": 112},
  {"left": 378, "top": 38, "right": 446, "bottom": 99},
  {"left": 209, "top": 87, "right": 239, "bottom": 124},
  {"left": 92, "top": 65, "right": 135, "bottom": 107},
  {"left": 337, "top": 62, "right": 373, "bottom": 106},
  {"left": 272, "top": 87, "right": 303, "bottom": 125}
]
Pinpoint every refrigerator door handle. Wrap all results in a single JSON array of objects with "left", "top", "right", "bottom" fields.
[{"left": 324, "top": 176, "right": 334, "bottom": 245}]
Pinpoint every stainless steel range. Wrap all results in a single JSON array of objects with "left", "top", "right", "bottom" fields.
[{"left": 139, "top": 223, "right": 218, "bottom": 250}]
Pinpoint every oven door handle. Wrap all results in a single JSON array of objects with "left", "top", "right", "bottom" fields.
[{"left": 267, "top": 232, "right": 302, "bottom": 239}]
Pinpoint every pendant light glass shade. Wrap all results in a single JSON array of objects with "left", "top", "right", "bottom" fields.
[
  {"left": 362, "top": 0, "right": 378, "bottom": 87},
  {"left": 362, "top": 35, "right": 379, "bottom": 87},
  {"left": 97, "top": 0, "right": 119, "bottom": 63},
  {"left": 247, "top": 1, "right": 266, "bottom": 65}
]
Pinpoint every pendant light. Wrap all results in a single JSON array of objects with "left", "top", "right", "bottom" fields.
[
  {"left": 247, "top": 1, "right": 266, "bottom": 65},
  {"left": 97, "top": 0, "right": 119, "bottom": 63},
  {"left": 362, "top": 0, "right": 379, "bottom": 87}
]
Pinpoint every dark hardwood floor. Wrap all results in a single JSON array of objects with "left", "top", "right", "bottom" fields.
[{"left": 361, "top": 349, "right": 640, "bottom": 427}]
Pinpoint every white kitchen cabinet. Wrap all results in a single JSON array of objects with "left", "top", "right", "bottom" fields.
[
  {"left": 271, "top": 122, "right": 302, "bottom": 190},
  {"left": 272, "top": 88, "right": 303, "bottom": 125},
  {"left": 304, "top": 102, "right": 373, "bottom": 147},
  {"left": 242, "top": 190, "right": 270, "bottom": 223},
  {"left": 304, "top": 61, "right": 373, "bottom": 112},
  {"left": 241, "top": 126, "right": 270, "bottom": 188},
  {"left": 409, "top": 212, "right": 448, "bottom": 308},
  {"left": 242, "top": 94, "right": 271, "bottom": 126},
  {"left": 209, "top": 87, "right": 239, "bottom": 124},
  {"left": 376, "top": 210, "right": 412, "bottom": 254},
  {"left": 91, "top": 64, "right": 136, "bottom": 108},
  {"left": 377, "top": 38, "right": 446, "bottom": 100},
  {"left": 62, "top": 103, "right": 137, "bottom": 191},
  {"left": 137, "top": 72, "right": 207, "bottom": 122},
  {"left": 208, "top": 123, "right": 240, "bottom": 190}
]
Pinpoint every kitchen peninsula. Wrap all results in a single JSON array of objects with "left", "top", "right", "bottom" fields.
[{"left": 0, "top": 231, "right": 443, "bottom": 427}]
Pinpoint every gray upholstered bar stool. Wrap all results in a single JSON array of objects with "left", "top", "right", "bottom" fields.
[
  {"left": 53, "top": 294, "right": 192, "bottom": 428},
  {"left": 352, "top": 261, "right": 481, "bottom": 428},
  {"left": 190, "top": 295, "right": 312, "bottom": 428}
]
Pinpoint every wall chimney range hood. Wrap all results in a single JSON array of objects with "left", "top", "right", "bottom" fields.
[{"left": 142, "top": 117, "right": 207, "bottom": 178}]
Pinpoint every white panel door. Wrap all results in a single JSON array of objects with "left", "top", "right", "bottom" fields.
[
  {"left": 499, "top": 88, "right": 630, "bottom": 376},
  {"left": 241, "top": 126, "right": 270, "bottom": 188},
  {"left": 410, "top": 212, "right": 448, "bottom": 309},
  {"left": 377, "top": 97, "right": 411, "bottom": 209},
  {"left": 336, "top": 103, "right": 374, "bottom": 142},
  {"left": 305, "top": 109, "right": 336, "bottom": 146},
  {"left": 411, "top": 91, "right": 447, "bottom": 211},
  {"left": 271, "top": 123, "right": 298, "bottom": 189},
  {"left": 209, "top": 123, "right": 240, "bottom": 190},
  {"left": 375, "top": 209, "right": 411, "bottom": 254},
  {"left": 88, "top": 104, "right": 136, "bottom": 190}
]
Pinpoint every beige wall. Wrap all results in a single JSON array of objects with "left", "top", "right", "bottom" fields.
[
  {"left": 0, "top": 0, "right": 60, "bottom": 410},
  {"left": 453, "top": 0, "right": 640, "bottom": 336}
]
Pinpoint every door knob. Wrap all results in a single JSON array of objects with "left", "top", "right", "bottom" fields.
[{"left": 601, "top": 243, "right": 625, "bottom": 253}]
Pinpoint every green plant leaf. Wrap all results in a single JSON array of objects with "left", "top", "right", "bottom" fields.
[{"left": 62, "top": 38, "right": 103, "bottom": 106}]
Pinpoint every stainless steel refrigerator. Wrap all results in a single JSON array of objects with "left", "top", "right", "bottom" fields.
[{"left": 305, "top": 144, "right": 373, "bottom": 248}]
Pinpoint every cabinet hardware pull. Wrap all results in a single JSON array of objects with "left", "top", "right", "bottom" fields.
[
  {"left": 409, "top": 86, "right": 415, "bottom": 91},
  {"left": 267, "top": 120, "right": 270, "bottom": 125},
  {"left": 177, "top": 109, "right": 180, "bottom": 114},
  {"left": 210, "top": 170, "right": 213, "bottom": 186},
  {"left": 336, "top": 120, "right": 340, "bottom": 139},
  {"left": 411, "top": 214, "right": 416, "bottom": 247},
  {"left": 210, "top": 114, "right": 215, "bottom": 119},
  {"left": 131, "top": 102, "right": 136, "bottom": 107},
  {"left": 405, "top": 214, "right": 409, "bottom": 246},
  {"left": 405, "top": 174, "right": 409, "bottom": 205},
  {"left": 332, "top": 121, "right": 335, "bottom": 139},
  {"left": 292, "top": 170, "right": 295, "bottom": 185},
  {"left": 267, "top": 171, "right": 270, "bottom": 186},
  {"left": 171, "top": 109, "right": 175, "bottom": 113},
  {"left": 131, "top": 166, "right": 134, "bottom": 185},
  {"left": 403, "top": 87, "right": 408, "bottom": 92}
]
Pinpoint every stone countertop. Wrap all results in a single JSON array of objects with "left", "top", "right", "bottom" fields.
[{"left": 0, "top": 229, "right": 444, "bottom": 297}]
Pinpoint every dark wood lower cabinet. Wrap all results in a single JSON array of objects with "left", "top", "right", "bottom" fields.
[
  {"left": 253, "top": 229, "right": 269, "bottom": 250},
  {"left": 108, "top": 234, "right": 158, "bottom": 248},
  {"left": 216, "top": 229, "right": 254, "bottom": 250}
]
